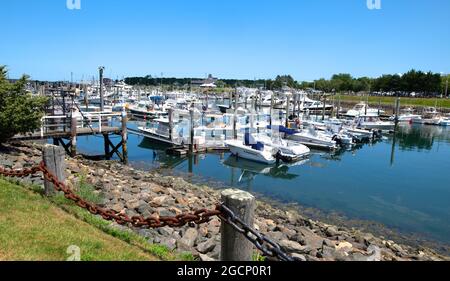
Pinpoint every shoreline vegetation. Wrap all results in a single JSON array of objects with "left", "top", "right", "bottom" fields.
[{"left": 0, "top": 141, "right": 448, "bottom": 261}]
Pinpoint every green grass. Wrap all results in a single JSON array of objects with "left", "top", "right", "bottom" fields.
[
  {"left": 0, "top": 177, "right": 195, "bottom": 261},
  {"left": 337, "top": 95, "right": 450, "bottom": 109}
]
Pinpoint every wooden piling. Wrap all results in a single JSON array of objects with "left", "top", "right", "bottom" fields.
[
  {"left": 168, "top": 108, "right": 174, "bottom": 142},
  {"left": 121, "top": 110, "right": 128, "bottom": 164},
  {"left": 220, "top": 189, "right": 255, "bottom": 261},
  {"left": 395, "top": 98, "right": 401, "bottom": 125},
  {"left": 189, "top": 108, "right": 194, "bottom": 154},
  {"left": 285, "top": 94, "right": 290, "bottom": 128},
  {"left": 42, "top": 144, "right": 66, "bottom": 197},
  {"left": 70, "top": 114, "right": 77, "bottom": 157},
  {"left": 337, "top": 94, "right": 341, "bottom": 119},
  {"left": 104, "top": 134, "right": 110, "bottom": 160},
  {"left": 322, "top": 95, "right": 326, "bottom": 121}
]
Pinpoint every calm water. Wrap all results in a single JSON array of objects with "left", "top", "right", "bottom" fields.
[{"left": 75, "top": 123, "right": 450, "bottom": 246}]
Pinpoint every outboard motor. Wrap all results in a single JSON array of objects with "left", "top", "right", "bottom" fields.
[{"left": 332, "top": 135, "right": 343, "bottom": 147}]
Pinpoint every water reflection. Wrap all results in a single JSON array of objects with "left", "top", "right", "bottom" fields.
[{"left": 396, "top": 124, "right": 448, "bottom": 151}]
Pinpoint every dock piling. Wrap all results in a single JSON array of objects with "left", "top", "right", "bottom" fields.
[
  {"left": 121, "top": 110, "right": 128, "bottom": 164},
  {"left": 70, "top": 113, "right": 77, "bottom": 157},
  {"left": 220, "top": 189, "right": 255, "bottom": 261},
  {"left": 189, "top": 108, "right": 194, "bottom": 154},
  {"left": 42, "top": 144, "right": 66, "bottom": 197}
]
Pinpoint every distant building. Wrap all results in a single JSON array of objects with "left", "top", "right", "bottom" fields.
[{"left": 191, "top": 74, "right": 218, "bottom": 87}]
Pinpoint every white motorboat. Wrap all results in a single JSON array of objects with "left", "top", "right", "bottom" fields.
[
  {"left": 128, "top": 100, "right": 168, "bottom": 120},
  {"left": 287, "top": 126, "right": 338, "bottom": 150},
  {"left": 303, "top": 100, "right": 333, "bottom": 111},
  {"left": 225, "top": 137, "right": 277, "bottom": 165},
  {"left": 438, "top": 117, "right": 450, "bottom": 126},
  {"left": 412, "top": 107, "right": 442, "bottom": 125},
  {"left": 355, "top": 115, "right": 395, "bottom": 131},
  {"left": 255, "top": 134, "right": 310, "bottom": 162},
  {"left": 345, "top": 102, "right": 383, "bottom": 117},
  {"left": 390, "top": 108, "right": 421, "bottom": 123}
]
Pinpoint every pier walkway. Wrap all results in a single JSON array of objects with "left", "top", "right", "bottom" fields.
[{"left": 12, "top": 112, "right": 128, "bottom": 163}]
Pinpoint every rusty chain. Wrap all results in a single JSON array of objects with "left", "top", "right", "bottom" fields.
[{"left": 0, "top": 162, "right": 299, "bottom": 262}]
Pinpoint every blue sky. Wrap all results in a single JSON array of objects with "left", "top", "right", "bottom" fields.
[{"left": 1, "top": 0, "right": 449, "bottom": 81}]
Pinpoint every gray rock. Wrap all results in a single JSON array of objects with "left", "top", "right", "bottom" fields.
[
  {"left": 160, "top": 237, "right": 177, "bottom": 251},
  {"left": 178, "top": 228, "right": 198, "bottom": 249},
  {"left": 294, "top": 228, "right": 324, "bottom": 250},
  {"left": 126, "top": 199, "right": 140, "bottom": 210},
  {"left": 291, "top": 253, "right": 307, "bottom": 261},
  {"left": 158, "top": 226, "right": 174, "bottom": 237},
  {"left": 199, "top": 253, "right": 216, "bottom": 261},
  {"left": 197, "top": 239, "right": 216, "bottom": 254},
  {"left": 325, "top": 226, "right": 340, "bottom": 237},
  {"left": 279, "top": 239, "right": 310, "bottom": 254}
]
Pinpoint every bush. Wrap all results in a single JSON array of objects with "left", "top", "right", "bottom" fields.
[{"left": 0, "top": 66, "right": 48, "bottom": 143}]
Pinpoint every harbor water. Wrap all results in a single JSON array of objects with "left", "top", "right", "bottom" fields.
[{"left": 75, "top": 122, "right": 450, "bottom": 252}]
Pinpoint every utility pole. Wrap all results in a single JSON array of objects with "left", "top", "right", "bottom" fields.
[{"left": 99, "top": 66, "right": 105, "bottom": 112}]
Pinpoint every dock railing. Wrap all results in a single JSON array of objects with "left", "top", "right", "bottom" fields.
[{"left": 40, "top": 112, "right": 123, "bottom": 138}]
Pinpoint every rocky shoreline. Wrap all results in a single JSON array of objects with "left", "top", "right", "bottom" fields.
[{"left": 1, "top": 141, "right": 448, "bottom": 261}]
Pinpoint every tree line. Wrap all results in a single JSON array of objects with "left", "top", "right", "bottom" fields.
[{"left": 124, "top": 70, "right": 447, "bottom": 97}]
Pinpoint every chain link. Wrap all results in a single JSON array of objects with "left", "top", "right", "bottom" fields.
[{"left": 0, "top": 161, "right": 299, "bottom": 262}]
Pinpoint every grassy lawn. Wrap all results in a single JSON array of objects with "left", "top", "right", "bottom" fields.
[
  {"left": 338, "top": 95, "right": 450, "bottom": 109},
  {"left": 0, "top": 178, "right": 191, "bottom": 261}
]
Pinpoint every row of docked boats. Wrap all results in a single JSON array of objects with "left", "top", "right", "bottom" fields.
[{"left": 74, "top": 82, "right": 447, "bottom": 167}]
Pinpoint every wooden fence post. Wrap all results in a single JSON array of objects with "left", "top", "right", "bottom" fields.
[
  {"left": 220, "top": 189, "right": 255, "bottom": 261},
  {"left": 42, "top": 144, "right": 66, "bottom": 196}
]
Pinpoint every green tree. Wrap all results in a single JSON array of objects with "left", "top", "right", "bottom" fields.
[{"left": 0, "top": 66, "right": 48, "bottom": 143}]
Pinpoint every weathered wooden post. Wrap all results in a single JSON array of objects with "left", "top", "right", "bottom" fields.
[
  {"left": 394, "top": 98, "right": 401, "bottom": 125},
  {"left": 168, "top": 108, "right": 174, "bottom": 143},
  {"left": 322, "top": 95, "right": 326, "bottom": 121},
  {"left": 104, "top": 134, "right": 110, "bottom": 160},
  {"left": 99, "top": 66, "right": 105, "bottom": 112},
  {"left": 189, "top": 108, "right": 194, "bottom": 154},
  {"left": 269, "top": 94, "right": 274, "bottom": 127},
  {"left": 337, "top": 94, "right": 341, "bottom": 119},
  {"left": 220, "top": 189, "right": 255, "bottom": 261},
  {"left": 42, "top": 144, "right": 66, "bottom": 196},
  {"left": 285, "top": 94, "right": 290, "bottom": 128},
  {"left": 121, "top": 110, "right": 128, "bottom": 164},
  {"left": 70, "top": 111, "right": 78, "bottom": 157}
]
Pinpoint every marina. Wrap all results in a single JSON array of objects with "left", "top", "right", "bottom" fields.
[
  {"left": 70, "top": 108, "right": 450, "bottom": 251},
  {"left": 1, "top": 0, "right": 450, "bottom": 265}
]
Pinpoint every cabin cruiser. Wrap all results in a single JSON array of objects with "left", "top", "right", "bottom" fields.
[
  {"left": 225, "top": 134, "right": 277, "bottom": 165},
  {"left": 287, "top": 126, "right": 338, "bottom": 150},
  {"left": 355, "top": 115, "right": 395, "bottom": 131},
  {"left": 345, "top": 102, "right": 383, "bottom": 117},
  {"left": 412, "top": 107, "right": 442, "bottom": 125},
  {"left": 302, "top": 100, "right": 333, "bottom": 112},
  {"left": 128, "top": 100, "right": 168, "bottom": 120},
  {"left": 390, "top": 108, "right": 421, "bottom": 122}
]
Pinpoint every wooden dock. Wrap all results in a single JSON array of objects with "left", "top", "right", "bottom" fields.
[{"left": 12, "top": 112, "right": 129, "bottom": 163}]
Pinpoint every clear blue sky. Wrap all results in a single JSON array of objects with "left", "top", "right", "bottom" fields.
[{"left": 1, "top": 0, "right": 449, "bottom": 82}]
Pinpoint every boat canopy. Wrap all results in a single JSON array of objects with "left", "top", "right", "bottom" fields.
[{"left": 266, "top": 125, "right": 297, "bottom": 135}]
